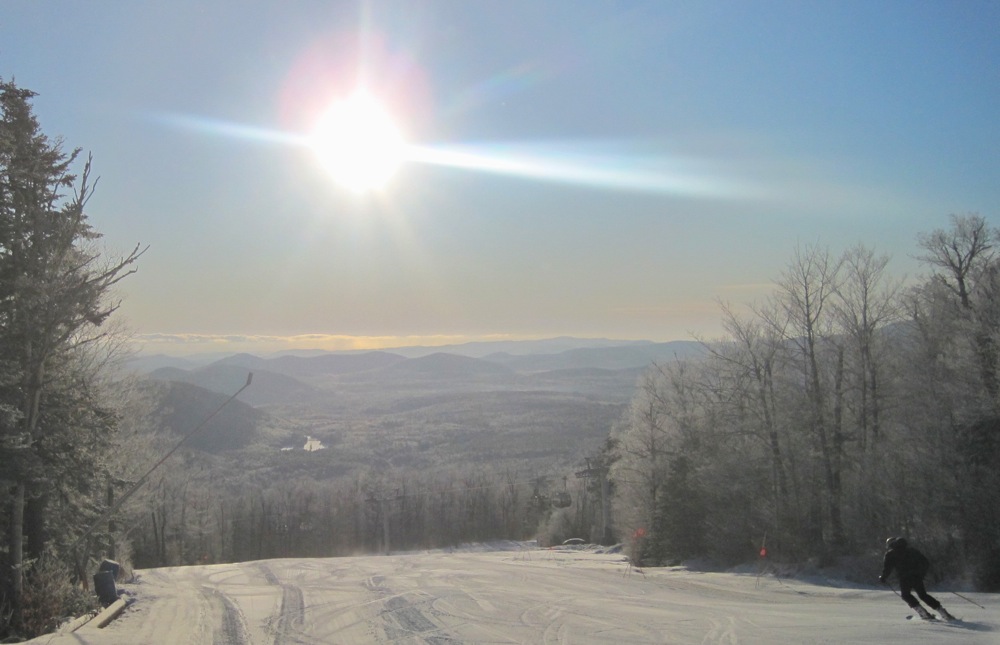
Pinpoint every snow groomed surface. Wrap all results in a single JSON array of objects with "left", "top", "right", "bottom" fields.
[{"left": 29, "top": 543, "right": 997, "bottom": 644}]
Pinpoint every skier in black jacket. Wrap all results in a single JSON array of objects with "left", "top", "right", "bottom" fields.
[{"left": 879, "top": 537, "right": 955, "bottom": 621}]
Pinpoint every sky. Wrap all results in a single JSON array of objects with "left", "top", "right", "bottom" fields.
[
  {"left": 26, "top": 544, "right": 998, "bottom": 644},
  {"left": 2, "top": 1, "right": 998, "bottom": 356}
]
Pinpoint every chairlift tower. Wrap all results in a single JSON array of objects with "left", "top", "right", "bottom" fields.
[{"left": 576, "top": 458, "right": 611, "bottom": 545}]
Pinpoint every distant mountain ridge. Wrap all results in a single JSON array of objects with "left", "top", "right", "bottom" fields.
[
  {"left": 214, "top": 351, "right": 406, "bottom": 376},
  {"left": 130, "top": 338, "right": 702, "bottom": 377},
  {"left": 380, "top": 336, "right": 657, "bottom": 358},
  {"left": 146, "top": 364, "right": 317, "bottom": 407}
]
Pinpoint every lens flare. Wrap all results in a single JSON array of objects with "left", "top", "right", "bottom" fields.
[
  {"left": 310, "top": 92, "right": 405, "bottom": 192},
  {"left": 153, "top": 113, "right": 759, "bottom": 200}
]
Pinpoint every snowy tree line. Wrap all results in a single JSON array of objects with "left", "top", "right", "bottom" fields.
[
  {"left": 609, "top": 216, "right": 1000, "bottom": 590},
  {"left": 125, "top": 464, "right": 601, "bottom": 568}
]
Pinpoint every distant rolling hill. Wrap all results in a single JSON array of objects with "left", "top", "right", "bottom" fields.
[
  {"left": 378, "top": 352, "right": 515, "bottom": 379},
  {"left": 482, "top": 340, "right": 703, "bottom": 372},
  {"left": 125, "top": 353, "right": 207, "bottom": 373},
  {"left": 146, "top": 364, "right": 317, "bottom": 407},
  {"left": 139, "top": 380, "right": 267, "bottom": 453},
  {"left": 214, "top": 351, "right": 407, "bottom": 377}
]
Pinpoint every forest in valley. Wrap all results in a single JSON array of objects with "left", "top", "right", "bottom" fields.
[{"left": 1, "top": 76, "right": 998, "bottom": 640}]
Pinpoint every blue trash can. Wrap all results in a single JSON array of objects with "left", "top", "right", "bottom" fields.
[{"left": 93, "top": 570, "right": 118, "bottom": 606}]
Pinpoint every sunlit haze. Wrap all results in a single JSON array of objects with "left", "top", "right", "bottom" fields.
[{"left": 2, "top": 1, "right": 997, "bottom": 356}]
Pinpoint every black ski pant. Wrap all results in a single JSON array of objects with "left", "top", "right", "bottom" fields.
[{"left": 899, "top": 575, "right": 941, "bottom": 610}]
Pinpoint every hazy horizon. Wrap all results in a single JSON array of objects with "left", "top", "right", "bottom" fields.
[{"left": 128, "top": 332, "right": 695, "bottom": 359}]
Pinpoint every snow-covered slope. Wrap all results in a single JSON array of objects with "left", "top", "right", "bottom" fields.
[{"left": 31, "top": 544, "right": 997, "bottom": 644}]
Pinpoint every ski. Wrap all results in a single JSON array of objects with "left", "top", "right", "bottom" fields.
[{"left": 906, "top": 614, "right": 963, "bottom": 624}]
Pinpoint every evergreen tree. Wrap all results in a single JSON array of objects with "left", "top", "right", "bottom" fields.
[{"left": 0, "top": 80, "right": 142, "bottom": 633}]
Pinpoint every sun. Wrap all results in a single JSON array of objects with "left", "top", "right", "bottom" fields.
[{"left": 310, "top": 91, "right": 405, "bottom": 192}]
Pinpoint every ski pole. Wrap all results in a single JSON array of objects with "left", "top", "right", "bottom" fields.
[
  {"left": 950, "top": 590, "right": 985, "bottom": 610},
  {"left": 884, "top": 579, "right": 901, "bottom": 598}
]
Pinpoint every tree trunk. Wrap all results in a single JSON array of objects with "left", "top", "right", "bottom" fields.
[
  {"left": 10, "top": 481, "right": 25, "bottom": 629},
  {"left": 107, "top": 484, "right": 117, "bottom": 561}
]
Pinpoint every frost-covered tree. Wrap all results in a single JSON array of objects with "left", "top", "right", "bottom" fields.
[
  {"left": 604, "top": 224, "right": 1000, "bottom": 586},
  {"left": 611, "top": 361, "right": 725, "bottom": 564},
  {"left": 916, "top": 213, "right": 1000, "bottom": 409},
  {"left": 610, "top": 369, "right": 673, "bottom": 562},
  {"left": 908, "top": 214, "right": 1000, "bottom": 588},
  {"left": 0, "top": 81, "right": 142, "bottom": 633},
  {"left": 827, "top": 244, "right": 905, "bottom": 548},
  {"left": 764, "top": 243, "right": 846, "bottom": 547}
]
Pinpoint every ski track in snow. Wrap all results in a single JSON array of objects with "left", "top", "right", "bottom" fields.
[
  {"left": 25, "top": 545, "right": 999, "bottom": 644},
  {"left": 200, "top": 586, "right": 251, "bottom": 645},
  {"left": 256, "top": 563, "right": 306, "bottom": 645}
]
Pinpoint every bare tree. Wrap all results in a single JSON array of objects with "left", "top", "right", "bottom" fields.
[
  {"left": 833, "top": 244, "right": 904, "bottom": 449},
  {"left": 769, "top": 243, "right": 845, "bottom": 547},
  {"left": 713, "top": 303, "right": 791, "bottom": 529},
  {"left": 916, "top": 213, "right": 1000, "bottom": 406}
]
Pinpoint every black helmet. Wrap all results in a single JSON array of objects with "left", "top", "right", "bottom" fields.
[{"left": 886, "top": 537, "right": 907, "bottom": 550}]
